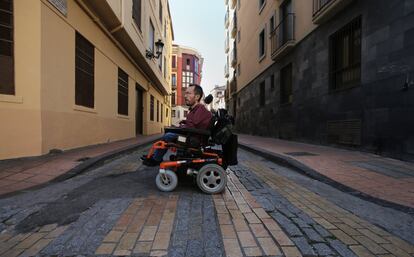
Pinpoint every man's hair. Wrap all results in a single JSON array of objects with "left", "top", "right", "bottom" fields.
[{"left": 189, "top": 84, "right": 204, "bottom": 102}]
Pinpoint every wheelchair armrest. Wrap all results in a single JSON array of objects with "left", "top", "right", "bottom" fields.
[{"left": 164, "top": 126, "right": 211, "bottom": 136}]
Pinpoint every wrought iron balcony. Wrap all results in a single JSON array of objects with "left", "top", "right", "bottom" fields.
[
  {"left": 231, "top": 13, "right": 237, "bottom": 39},
  {"left": 225, "top": 11, "right": 229, "bottom": 28},
  {"left": 270, "top": 13, "right": 296, "bottom": 61},
  {"left": 225, "top": 36, "right": 229, "bottom": 53},
  {"left": 230, "top": 48, "right": 237, "bottom": 68},
  {"left": 230, "top": 0, "right": 236, "bottom": 9},
  {"left": 224, "top": 64, "right": 229, "bottom": 78},
  {"left": 313, "top": 0, "right": 353, "bottom": 24}
]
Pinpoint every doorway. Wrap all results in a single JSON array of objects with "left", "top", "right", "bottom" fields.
[{"left": 135, "top": 84, "right": 143, "bottom": 135}]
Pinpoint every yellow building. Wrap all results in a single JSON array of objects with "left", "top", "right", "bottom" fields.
[{"left": 0, "top": 0, "right": 174, "bottom": 160}]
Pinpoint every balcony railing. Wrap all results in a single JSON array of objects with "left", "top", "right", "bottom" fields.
[
  {"left": 225, "top": 11, "right": 229, "bottom": 28},
  {"left": 230, "top": 0, "right": 236, "bottom": 9},
  {"left": 231, "top": 13, "right": 237, "bottom": 38},
  {"left": 313, "top": 0, "right": 353, "bottom": 24},
  {"left": 224, "top": 63, "right": 229, "bottom": 78},
  {"left": 270, "top": 13, "right": 296, "bottom": 60},
  {"left": 230, "top": 48, "right": 237, "bottom": 68}
]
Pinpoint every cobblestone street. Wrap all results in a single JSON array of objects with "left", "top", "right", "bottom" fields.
[{"left": 0, "top": 147, "right": 413, "bottom": 257}]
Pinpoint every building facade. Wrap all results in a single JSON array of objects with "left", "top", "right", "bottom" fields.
[
  {"left": 226, "top": 0, "right": 414, "bottom": 161},
  {"left": 171, "top": 44, "right": 203, "bottom": 126},
  {"left": 224, "top": 0, "right": 237, "bottom": 115},
  {"left": 0, "top": 0, "right": 174, "bottom": 160},
  {"left": 208, "top": 85, "right": 226, "bottom": 111}
]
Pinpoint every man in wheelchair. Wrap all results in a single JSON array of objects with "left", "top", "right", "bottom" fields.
[
  {"left": 141, "top": 84, "right": 238, "bottom": 194},
  {"left": 142, "top": 84, "right": 212, "bottom": 166}
]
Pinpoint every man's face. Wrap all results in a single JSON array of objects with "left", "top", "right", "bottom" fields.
[{"left": 184, "top": 86, "right": 199, "bottom": 106}]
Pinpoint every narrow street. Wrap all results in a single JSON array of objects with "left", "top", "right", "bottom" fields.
[{"left": 0, "top": 147, "right": 413, "bottom": 257}]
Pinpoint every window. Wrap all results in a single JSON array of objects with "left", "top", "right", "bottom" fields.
[
  {"left": 194, "top": 59, "right": 199, "bottom": 74},
  {"left": 75, "top": 32, "right": 94, "bottom": 108},
  {"left": 164, "top": 19, "right": 167, "bottom": 38},
  {"left": 186, "top": 58, "right": 190, "bottom": 70},
  {"left": 172, "top": 74, "right": 176, "bottom": 87},
  {"left": 132, "top": 0, "right": 142, "bottom": 30},
  {"left": 161, "top": 104, "right": 163, "bottom": 122},
  {"left": 172, "top": 110, "right": 176, "bottom": 118},
  {"left": 330, "top": 17, "right": 361, "bottom": 91},
  {"left": 238, "top": 30, "right": 241, "bottom": 43},
  {"left": 172, "top": 55, "right": 176, "bottom": 68},
  {"left": 177, "top": 110, "right": 180, "bottom": 119},
  {"left": 166, "top": 108, "right": 168, "bottom": 118},
  {"left": 237, "top": 0, "right": 241, "bottom": 10},
  {"left": 159, "top": 0, "right": 162, "bottom": 23},
  {"left": 259, "top": 29, "right": 265, "bottom": 59},
  {"left": 149, "top": 20, "right": 155, "bottom": 54},
  {"left": 0, "top": 0, "right": 14, "bottom": 95},
  {"left": 157, "top": 100, "right": 159, "bottom": 122},
  {"left": 270, "top": 15, "right": 275, "bottom": 32},
  {"left": 150, "top": 95, "right": 154, "bottom": 121},
  {"left": 271, "top": 74, "right": 275, "bottom": 91},
  {"left": 118, "top": 68, "right": 128, "bottom": 115},
  {"left": 260, "top": 81, "right": 265, "bottom": 107},
  {"left": 182, "top": 71, "right": 193, "bottom": 88},
  {"left": 237, "top": 63, "right": 241, "bottom": 76},
  {"left": 172, "top": 92, "right": 176, "bottom": 105},
  {"left": 259, "top": 0, "right": 266, "bottom": 12},
  {"left": 280, "top": 63, "right": 292, "bottom": 104},
  {"left": 184, "top": 110, "right": 188, "bottom": 117}
]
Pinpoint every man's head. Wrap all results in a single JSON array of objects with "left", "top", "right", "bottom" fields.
[{"left": 185, "top": 84, "right": 204, "bottom": 107}]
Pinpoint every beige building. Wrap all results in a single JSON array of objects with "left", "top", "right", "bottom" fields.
[{"left": 0, "top": 0, "right": 174, "bottom": 160}]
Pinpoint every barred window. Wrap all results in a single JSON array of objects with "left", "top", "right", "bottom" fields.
[
  {"left": 157, "top": 100, "right": 159, "bottom": 122},
  {"left": 132, "top": 0, "right": 141, "bottom": 30},
  {"left": 75, "top": 32, "right": 94, "bottom": 108},
  {"left": 330, "top": 17, "right": 361, "bottom": 91},
  {"left": 118, "top": 68, "right": 128, "bottom": 115},
  {"left": 161, "top": 103, "right": 163, "bottom": 122},
  {"left": 0, "top": 0, "right": 14, "bottom": 95}
]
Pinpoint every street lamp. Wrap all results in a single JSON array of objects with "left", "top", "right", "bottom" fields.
[{"left": 146, "top": 39, "right": 164, "bottom": 60}]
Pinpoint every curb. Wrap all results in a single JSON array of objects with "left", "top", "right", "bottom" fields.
[
  {"left": 239, "top": 143, "right": 414, "bottom": 214},
  {"left": 0, "top": 137, "right": 161, "bottom": 199}
]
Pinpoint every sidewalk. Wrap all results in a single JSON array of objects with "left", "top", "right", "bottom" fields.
[
  {"left": 238, "top": 134, "right": 414, "bottom": 211},
  {"left": 0, "top": 134, "right": 162, "bottom": 197}
]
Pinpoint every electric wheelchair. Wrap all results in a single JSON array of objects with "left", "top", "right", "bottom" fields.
[{"left": 143, "top": 95, "right": 238, "bottom": 194}]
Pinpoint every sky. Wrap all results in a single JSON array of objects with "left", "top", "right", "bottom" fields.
[{"left": 169, "top": 0, "right": 225, "bottom": 94}]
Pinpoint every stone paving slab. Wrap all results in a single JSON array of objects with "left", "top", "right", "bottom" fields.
[
  {"left": 1, "top": 151, "right": 414, "bottom": 257},
  {"left": 238, "top": 134, "right": 414, "bottom": 210},
  {"left": 237, "top": 160, "right": 414, "bottom": 257}
]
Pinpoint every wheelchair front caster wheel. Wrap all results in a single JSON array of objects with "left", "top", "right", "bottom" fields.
[
  {"left": 156, "top": 170, "right": 178, "bottom": 192},
  {"left": 196, "top": 164, "right": 227, "bottom": 194}
]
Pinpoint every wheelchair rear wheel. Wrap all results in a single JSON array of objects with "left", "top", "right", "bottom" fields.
[
  {"left": 196, "top": 164, "right": 227, "bottom": 194},
  {"left": 156, "top": 170, "right": 178, "bottom": 192}
]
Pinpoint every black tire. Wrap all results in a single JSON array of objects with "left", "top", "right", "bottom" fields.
[
  {"left": 155, "top": 170, "right": 178, "bottom": 192},
  {"left": 196, "top": 164, "right": 227, "bottom": 194}
]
